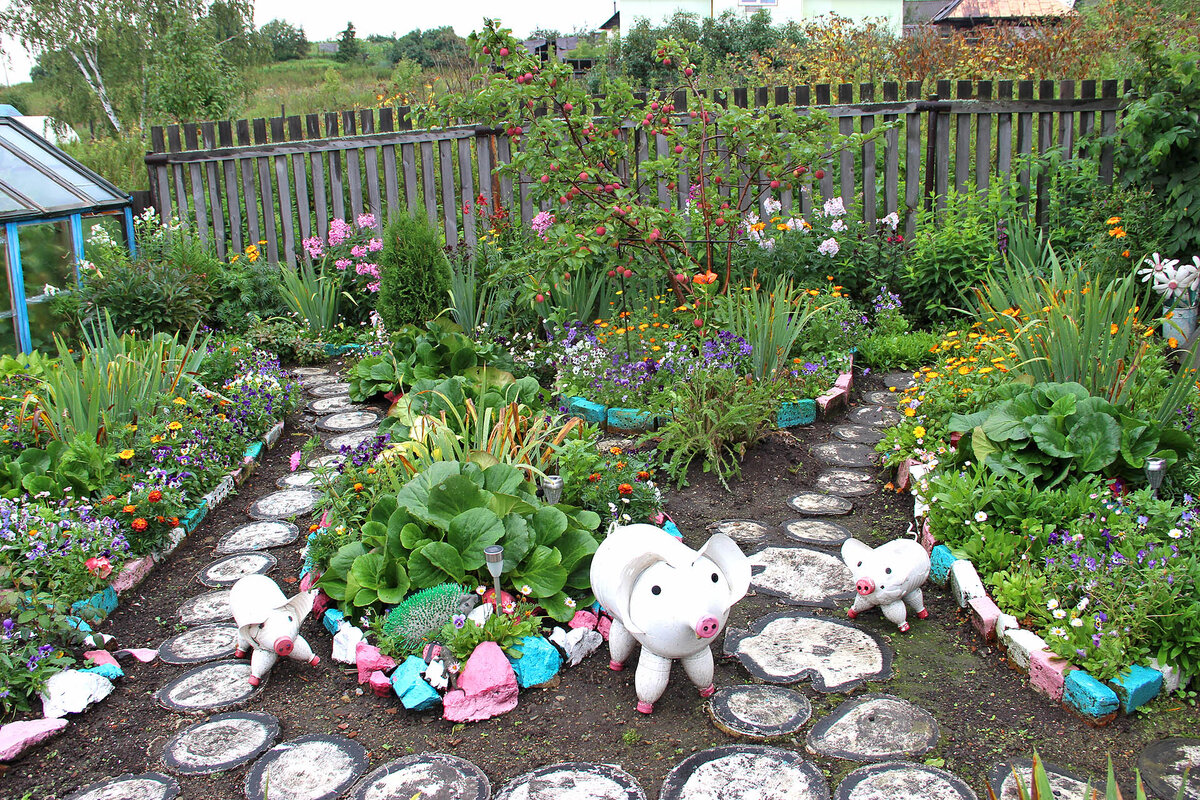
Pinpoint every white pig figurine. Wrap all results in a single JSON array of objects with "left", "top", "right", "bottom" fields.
[
  {"left": 591, "top": 524, "right": 750, "bottom": 714},
  {"left": 841, "top": 537, "right": 930, "bottom": 632},
  {"left": 230, "top": 574, "right": 320, "bottom": 686}
]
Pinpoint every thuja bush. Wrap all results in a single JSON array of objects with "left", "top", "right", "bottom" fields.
[{"left": 376, "top": 213, "right": 452, "bottom": 330}]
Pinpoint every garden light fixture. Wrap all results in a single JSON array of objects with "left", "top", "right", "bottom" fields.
[
  {"left": 485, "top": 545, "right": 505, "bottom": 609},
  {"left": 542, "top": 475, "right": 564, "bottom": 505},
  {"left": 1145, "top": 457, "right": 1167, "bottom": 496}
]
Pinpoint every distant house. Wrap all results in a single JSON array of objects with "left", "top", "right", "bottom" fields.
[
  {"left": 618, "top": 0, "right": 904, "bottom": 36},
  {"left": 317, "top": 41, "right": 340, "bottom": 55},
  {"left": 928, "top": 0, "right": 1074, "bottom": 27}
]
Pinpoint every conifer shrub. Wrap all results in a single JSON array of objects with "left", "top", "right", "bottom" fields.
[{"left": 376, "top": 212, "right": 452, "bottom": 330}]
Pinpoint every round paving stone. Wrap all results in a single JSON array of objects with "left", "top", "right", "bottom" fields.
[
  {"left": 710, "top": 519, "right": 773, "bottom": 548},
  {"left": 309, "top": 381, "right": 352, "bottom": 397},
  {"left": 246, "top": 488, "right": 321, "bottom": 520},
  {"left": 326, "top": 428, "right": 383, "bottom": 453},
  {"left": 750, "top": 546, "right": 855, "bottom": 608},
  {"left": 988, "top": 758, "right": 1093, "bottom": 800},
  {"left": 848, "top": 405, "right": 904, "bottom": 428},
  {"left": 834, "top": 762, "right": 977, "bottom": 800},
  {"left": 178, "top": 589, "right": 233, "bottom": 625},
  {"left": 1138, "top": 737, "right": 1200, "bottom": 800},
  {"left": 708, "top": 685, "right": 812, "bottom": 741},
  {"left": 315, "top": 409, "right": 382, "bottom": 433},
  {"left": 277, "top": 471, "right": 319, "bottom": 489},
  {"left": 159, "top": 624, "right": 239, "bottom": 664},
  {"left": 788, "top": 492, "right": 853, "bottom": 516},
  {"left": 724, "top": 611, "right": 892, "bottom": 692},
  {"left": 66, "top": 772, "right": 180, "bottom": 800},
  {"left": 245, "top": 734, "right": 369, "bottom": 800},
  {"left": 862, "top": 391, "right": 899, "bottom": 406},
  {"left": 155, "top": 660, "right": 263, "bottom": 714},
  {"left": 349, "top": 754, "right": 490, "bottom": 800},
  {"left": 198, "top": 552, "right": 277, "bottom": 588},
  {"left": 292, "top": 367, "right": 330, "bottom": 377},
  {"left": 496, "top": 762, "right": 646, "bottom": 800},
  {"left": 309, "top": 395, "right": 363, "bottom": 415},
  {"left": 660, "top": 745, "right": 828, "bottom": 800},
  {"left": 883, "top": 371, "right": 917, "bottom": 390},
  {"left": 162, "top": 711, "right": 281, "bottom": 776},
  {"left": 307, "top": 454, "right": 345, "bottom": 470},
  {"left": 806, "top": 694, "right": 938, "bottom": 762},
  {"left": 301, "top": 374, "right": 339, "bottom": 388},
  {"left": 782, "top": 519, "right": 853, "bottom": 547},
  {"left": 815, "top": 469, "right": 877, "bottom": 497},
  {"left": 811, "top": 442, "right": 880, "bottom": 468},
  {"left": 216, "top": 520, "right": 300, "bottom": 554},
  {"left": 831, "top": 424, "right": 884, "bottom": 445}
]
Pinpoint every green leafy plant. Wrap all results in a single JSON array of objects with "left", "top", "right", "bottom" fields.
[
  {"left": 988, "top": 751, "right": 1188, "bottom": 800},
  {"left": 376, "top": 213, "right": 452, "bottom": 331},
  {"left": 719, "top": 278, "right": 822, "bottom": 380},
  {"left": 438, "top": 603, "right": 543, "bottom": 661},
  {"left": 277, "top": 260, "right": 342, "bottom": 333}
]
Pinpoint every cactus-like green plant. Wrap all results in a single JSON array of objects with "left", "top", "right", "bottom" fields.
[
  {"left": 380, "top": 583, "right": 473, "bottom": 659},
  {"left": 990, "top": 752, "right": 1188, "bottom": 800}
]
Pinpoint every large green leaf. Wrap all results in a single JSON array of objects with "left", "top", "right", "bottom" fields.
[
  {"left": 530, "top": 506, "right": 569, "bottom": 546},
  {"left": 480, "top": 463, "right": 526, "bottom": 495},
  {"left": 971, "top": 426, "right": 998, "bottom": 466},
  {"left": 360, "top": 521, "right": 388, "bottom": 551},
  {"left": 376, "top": 561, "right": 410, "bottom": 605},
  {"left": 555, "top": 529, "right": 599, "bottom": 572},
  {"left": 500, "top": 514, "right": 535, "bottom": 571},
  {"left": 568, "top": 508, "right": 602, "bottom": 532},
  {"left": 409, "top": 541, "right": 466, "bottom": 585},
  {"left": 1068, "top": 413, "right": 1121, "bottom": 473},
  {"left": 371, "top": 495, "right": 399, "bottom": 525},
  {"left": 514, "top": 545, "right": 567, "bottom": 597},
  {"left": 1028, "top": 417, "right": 1073, "bottom": 458},
  {"left": 426, "top": 475, "right": 492, "bottom": 528},
  {"left": 948, "top": 410, "right": 989, "bottom": 433},
  {"left": 1120, "top": 420, "right": 1160, "bottom": 469},
  {"left": 489, "top": 492, "right": 538, "bottom": 517},
  {"left": 981, "top": 401, "right": 1031, "bottom": 442},
  {"left": 350, "top": 552, "right": 388, "bottom": 591},
  {"left": 398, "top": 522, "right": 429, "bottom": 550},
  {"left": 448, "top": 507, "right": 505, "bottom": 570},
  {"left": 395, "top": 461, "right": 463, "bottom": 523}
]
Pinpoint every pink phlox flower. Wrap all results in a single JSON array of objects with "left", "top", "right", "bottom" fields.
[
  {"left": 301, "top": 236, "right": 324, "bottom": 258},
  {"left": 356, "top": 212, "right": 377, "bottom": 229},
  {"left": 328, "top": 218, "right": 353, "bottom": 246},
  {"left": 289, "top": 451, "right": 302, "bottom": 472},
  {"left": 350, "top": 244, "right": 368, "bottom": 258},
  {"left": 366, "top": 281, "right": 381, "bottom": 293},
  {"left": 367, "top": 238, "right": 383, "bottom": 252},
  {"left": 334, "top": 258, "right": 352, "bottom": 270}
]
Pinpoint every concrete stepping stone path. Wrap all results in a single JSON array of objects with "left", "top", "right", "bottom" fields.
[
  {"left": 806, "top": 693, "right": 938, "bottom": 762},
  {"left": 707, "top": 685, "right": 812, "bottom": 740},
  {"left": 883, "top": 371, "right": 917, "bottom": 390},
  {"left": 348, "top": 754, "right": 490, "bottom": 800},
  {"left": 216, "top": 520, "right": 300, "bottom": 554},
  {"left": 831, "top": 424, "right": 884, "bottom": 445},
  {"left": 710, "top": 519, "right": 772, "bottom": 549},
  {"left": 659, "top": 745, "right": 829, "bottom": 800},
  {"left": 246, "top": 488, "right": 320, "bottom": 520},
  {"left": 1138, "top": 737, "right": 1200, "bottom": 800},
  {"left": 815, "top": 469, "right": 878, "bottom": 497},
  {"left": 309, "top": 381, "right": 352, "bottom": 397},
  {"left": 307, "top": 454, "right": 345, "bottom": 470},
  {"left": 309, "top": 395, "right": 362, "bottom": 415},
  {"left": 788, "top": 492, "right": 853, "bottom": 516},
  {"left": 862, "top": 390, "right": 899, "bottom": 406},
  {"left": 300, "top": 375, "right": 340, "bottom": 388},
  {"left": 197, "top": 551, "right": 277, "bottom": 587},
  {"left": 158, "top": 624, "right": 239, "bottom": 664},
  {"left": 811, "top": 442, "right": 879, "bottom": 468},
  {"left": 750, "top": 546, "right": 854, "bottom": 608},
  {"left": 65, "top": 772, "right": 180, "bottom": 800},
  {"left": 156, "top": 660, "right": 263, "bottom": 714},
  {"left": 244, "top": 733, "right": 369, "bottom": 800},
  {"left": 987, "top": 758, "right": 1093, "bottom": 800},
  {"left": 495, "top": 762, "right": 646, "bottom": 800},
  {"left": 161, "top": 711, "right": 281, "bottom": 776},
  {"left": 177, "top": 589, "right": 232, "bottom": 626},
  {"left": 782, "top": 519, "right": 853, "bottom": 547},
  {"left": 725, "top": 611, "right": 892, "bottom": 692},
  {"left": 277, "top": 471, "right": 319, "bottom": 489},
  {"left": 315, "top": 410, "right": 382, "bottom": 433},
  {"left": 834, "top": 762, "right": 977, "bottom": 800},
  {"left": 326, "top": 428, "right": 382, "bottom": 453},
  {"left": 848, "top": 405, "right": 904, "bottom": 428},
  {"left": 291, "top": 367, "right": 329, "bottom": 376}
]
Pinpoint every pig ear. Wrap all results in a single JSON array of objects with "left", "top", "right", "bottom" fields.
[
  {"left": 283, "top": 590, "right": 315, "bottom": 620},
  {"left": 699, "top": 534, "right": 751, "bottom": 604},
  {"left": 607, "top": 550, "right": 670, "bottom": 636},
  {"left": 841, "top": 538, "right": 871, "bottom": 566}
]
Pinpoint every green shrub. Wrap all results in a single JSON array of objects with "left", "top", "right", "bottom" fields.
[
  {"left": 856, "top": 331, "right": 939, "bottom": 370},
  {"left": 376, "top": 213, "right": 451, "bottom": 330},
  {"left": 80, "top": 259, "right": 210, "bottom": 335},
  {"left": 210, "top": 258, "right": 289, "bottom": 331}
]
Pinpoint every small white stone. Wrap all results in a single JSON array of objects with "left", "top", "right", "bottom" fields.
[
  {"left": 996, "top": 613, "right": 1020, "bottom": 638},
  {"left": 949, "top": 560, "right": 986, "bottom": 608},
  {"left": 1001, "top": 628, "right": 1047, "bottom": 672},
  {"left": 467, "top": 602, "right": 494, "bottom": 626},
  {"left": 1150, "top": 658, "right": 1190, "bottom": 694},
  {"left": 331, "top": 624, "right": 364, "bottom": 664},
  {"left": 549, "top": 626, "right": 602, "bottom": 667},
  {"left": 39, "top": 669, "right": 114, "bottom": 719}
]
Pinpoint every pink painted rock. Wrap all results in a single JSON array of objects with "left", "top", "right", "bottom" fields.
[
  {"left": 112, "top": 556, "right": 155, "bottom": 594},
  {"left": 597, "top": 615, "right": 612, "bottom": 641},
  {"left": 919, "top": 519, "right": 937, "bottom": 555},
  {"left": 0, "top": 718, "right": 68, "bottom": 761},
  {"left": 311, "top": 590, "right": 331, "bottom": 619},
  {"left": 299, "top": 571, "right": 320, "bottom": 592},
  {"left": 968, "top": 595, "right": 1002, "bottom": 642},
  {"left": 442, "top": 642, "right": 519, "bottom": 722},
  {"left": 356, "top": 642, "right": 397, "bottom": 684},
  {"left": 835, "top": 371, "right": 853, "bottom": 391},
  {"left": 1030, "top": 648, "right": 1073, "bottom": 701},
  {"left": 895, "top": 459, "right": 912, "bottom": 493},
  {"left": 84, "top": 650, "right": 120, "bottom": 668},
  {"left": 369, "top": 669, "right": 393, "bottom": 697},
  {"left": 569, "top": 611, "right": 598, "bottom": 631}
]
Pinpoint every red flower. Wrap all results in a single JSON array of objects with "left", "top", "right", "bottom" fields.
[
  {"left": 637, "top": 471, "right": 650, "bottom": 481},
  {"left": 147, "top": 490, "right": 162, "bottom": 503},
  {"left": 131, "top": 518, "right": 149, "bottom": 532},
  {"left": 618, "top": 483, "right": 634, "bottom": 495},
  {"left": 587, "top": 473, "right": 601, "bottom": 483}
]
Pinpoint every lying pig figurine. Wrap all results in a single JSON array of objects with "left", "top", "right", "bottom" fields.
[
  {"left": 841, "top": 537, "right": 930, "bottom": 632},
  {"left": 230, "top": 574, "right": 320, "bottom": 686}
]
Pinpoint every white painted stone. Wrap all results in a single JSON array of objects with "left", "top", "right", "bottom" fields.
[
  {"left": 300, "top": 374, "right": 339, "bottom": 387},
  {"left": 216, "top": 521, "right": 299, "bottom": 554},
  {"left": 263, "top": 421, "right": 285, "bottom": 448},
  {"left": 815, "top": 469, "right": 878, "bottom": 497},
  {"left": 332, "top": 624, "right": 365, "bottom": 664},
  {"left": 309, "top": 395, "right": 361, "bottom": 415},
  {"left": 202, "top": 475, "right": 236, "bottom": 509},
  {"left": 178, "top": 590, "right": 233, "bottom": 626},
  {"left": 708, "top": 685, "right": 811, "bottom": 740},
  {"left": 1150, "top": 659, "right": 1191, "bottom": 694},
  {"left": 834, "top": 762, "right": 977, "bottom": 800},
  {"left": 64, "top": 772, "right": 179, "bottom": 800},
  {"left": 348, "top": 754, "right": 490, "bottom": 800},
  {"left": 497, "top": 763, "right": 646, "bottom": 800},
  {"left": 949, "top": 560, "right": 987, "bottom": 608},
  {"left": 158, "top": 527, "right": 188, "bottom": 558},
  {"left": 811, "top": 442, "right": 879, "bottom": 467},
  {"left": 659, "top": 745, "right": 827, "bottom": 800},
  {"left": 996, "top": 613, "right": 1020, "bottom": 639},
  {"left": 291, "top": 367, "right": 330, "bottom": 377},
  {"left": 549, "top": 625, "right": 603, "bottom": 667},
  {"left": 309, "top": 381, "right": 352, "bottom": 397},
  {"left": 277, "top": 471, "right": 319, "bottom": 489},
  {"left": 782, "top": 519, "right": 853, "bottom": 546},
  {"left": 1000, "top": 628, "right": 1048, "bottom": 672},
  {"left": 989, "top": 759, "right": 1092, "bottom": 800},
  {"left": 158, "top": 625, "right": 239, "bottom": 665},
  {"left": 806, "top": 694, "right": 938, "bottom": 762},
  {"left": 788, "top": 492, "right": 853, "bottom": 516},
  {"left": 326, "top": 428, "right": 382, "bottom": 452},
  {"left": 155, "top": 661, "right": 262, "bottom": 713},
  {"left": 198, "top": 552, "right": 276, "bottom": 587},
  {"left": 162, "top": 712, "right": 280, "bottom": 776},
  {"left": 247, "top": 488, "right": 320, "bottom": 520},
  {"left": 750, "top": 546, "right": 854, "bottom": 608},
  {"left": 244, "top": 734, "right": 368, "bottom": 800},
  {"left": 39, "top": 670, "right": 114, "bottom": 718},
  {"left": 710, "top": 519, "right": 772, "bottom": 548},
  {"left": 316, "top": 410, "right": 381, "bottom": 432}
]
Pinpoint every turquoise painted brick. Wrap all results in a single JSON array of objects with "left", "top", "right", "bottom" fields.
[
  {"left": 607, "top": 407, "right": 656, "bottom": 432},
  {"left": 777, "top": 399, "right": 817, "bottom": 428},
  {"left": 323, "top": 608, "right": 346, "bottom": 635},
  {"left": 565, "top": 396, "right": 608, "bottom": 425},
  {"left": 181, "top": 501, "right": 208, "bottom": 533},
  {"left": 929, "top": 545, "right": 958, "bottom": 586},
  {"left": 244, "top": 441, "right": 264, "bottom": 460},
  {"left": 1109, "top": 665, "right": 1164, "bottom": 713},
  {"left": 663, "top": 520, "right": 683, "bottom": 539},
  {"left": 71, "top": 586, "right": 119, "bottom": 620},
  {"left": 64, "top": 616, "right": 92, "bottom": 634},
  {"left": 1064, "top": 670, "right": 1120, "bottom": 719},
  {"left": 82, "top": 663, "right": 124, "bottom": 680}
]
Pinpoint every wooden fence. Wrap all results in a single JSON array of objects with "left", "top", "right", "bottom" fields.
[{"left": 145, "top": 78, "right": 1129, "bottom": 266}]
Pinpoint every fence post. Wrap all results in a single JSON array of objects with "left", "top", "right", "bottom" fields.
[
  {"left": 903, "top": 81, "right": 922, "bottom": 238},
  {"left": 860, "top": 82, "right": 876, "bottom": 229}
]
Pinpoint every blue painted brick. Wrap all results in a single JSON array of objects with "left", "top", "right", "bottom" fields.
[
  {"left": 181, "top": 501, "right": 208, "bottom": 533},
  {"left": 929, "top": 545, "right": 958, "bottom": 586},
  {"left": 663, "top": 520, "right": 683, "bottom": 539},
  {"left": 777, "top": 399, "right": 817, "bottom": 428},
  {"left": 71, "top": 586, "right": 119, "bottom": 620},
  {"left": 1064, "top": 670, "right": 1120, "bottom": 719},
  {"left": 244, "top": 441, "right": 264, "bottom": 460},
  {"left": 323, "top": 608, "right": 346, "bottom": 635},
  {"left": 1109, "top": 665, "right": 1164, "bottom": 713},
  {"left": 565, "top": 396, "right": 608, "bottom": 425},
  {"left": 607, "top": 407, "right": 656, "bottom": 433},
  {"left": 82, "top": 663, "right": 124, "bottom": 680},
  {"left": 64, "top": 616, "right": 92, "bottom": 634}
]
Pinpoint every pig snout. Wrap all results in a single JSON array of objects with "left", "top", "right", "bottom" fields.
[
  {"left": 855, "top": 578, "right": 876, "bottom": 596},
  {"left": 273, "top": 637, "right": 294, "bottom": 656},
  {"left": 694, "top": 615, "right": 720, "bottom": 638}
]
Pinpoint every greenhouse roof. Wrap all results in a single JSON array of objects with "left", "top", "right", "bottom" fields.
[{"left": 0, "top": 117, "right": 130, "bottom": 224}]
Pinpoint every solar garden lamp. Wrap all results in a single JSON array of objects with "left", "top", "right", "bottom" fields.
[
  {"left": 485, "top": 545, "right": 505, "bottom": 611},
  {"left": 542, "top": 475, "right": 564, "bottom": 505},
  {"left": 1146, "top": 457, "right": 1167, "bottom": 497}
]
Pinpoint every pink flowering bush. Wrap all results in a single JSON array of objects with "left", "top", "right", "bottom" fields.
[{"left": 301, "top": 214, "right": 385, "bottom": 322}]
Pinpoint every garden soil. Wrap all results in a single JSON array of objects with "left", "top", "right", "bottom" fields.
[{"left": 5, "top": 373, "right": 1199, "bottom": 799}]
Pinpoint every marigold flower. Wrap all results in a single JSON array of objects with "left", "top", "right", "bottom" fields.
[
  {"left": 131, "top": 518, "right": 149, "bottom": 531},
  {"left": 354, "top": 483, "right": 364, "bottom": 492},
  {"left": 122, "top": 504, "right": 136, "bottom": 513},
  {"left": 618, "top": 483, "right": 634, "bottom": 495},
  {"left": 167, "top": 421, "right": 183, "bottom": 431},
  {"left": 1110, "top": 323, "right": 1120, "bottom": 335},
  {"left": 588, "top": 473, "right": 601, "bottom": 482},
  {"left": 148, "top": 490, "right": 162, "bottom": 503},
  {"left": 172, "top": 397, "right": 186, "bottom": 405},
  {"left": 1169, "top": 337, "right": 1180, "bottom": 349},
  {"left": 637, "top": 471, "right": 650, "bottom": 480},
  {"left": 118, "top": 449, "right": 135, "bottom": 460}
]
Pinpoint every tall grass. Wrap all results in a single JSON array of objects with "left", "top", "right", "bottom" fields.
[
  {"left": 277, "top": 262, "right": 341, "bottom": 332},
  {"left": 723, "top": 278, "right": 822, "bottom": 380}
]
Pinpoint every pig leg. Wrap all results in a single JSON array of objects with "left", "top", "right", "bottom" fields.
[
  {"left": 846, "top": 594, "right": 873, "bottom": 620},
  {"left": 682, "top": 647, "right": 716, "bottom": 698},
  {"left": 249, "top": 648, "right": 278, "bottom": 686},
  {"left": 903, "top": 588, "right": 929, "bottom": 620},
  {"left": 608, "top": 619, "right": 636, "bottom": 672},
  {"left": 234, "top": 629, "right": 253, "bottom": 659},
  {"left": 286, "top": 635, "right": 320, "bottom": 667},
  {"left": 634, "top": 649, "right": 672, "bottom": 714},
  {"left": 880, "top": 599, "right": 911, "bottom": 632}
]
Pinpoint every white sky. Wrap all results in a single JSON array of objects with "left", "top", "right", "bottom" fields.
[{"left": 1, "top": 0, "right": 619, "bottom": 85}]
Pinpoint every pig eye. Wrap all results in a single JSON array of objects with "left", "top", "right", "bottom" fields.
[
  {"left": 651, "top": 585, "right": 662, "bottom": 595},
  {"left": 885, "top": 568, "right": 892, "bottom": 575},
  {"left": 856, "top": 561, "right": 862, "bottom": 568},
  {"left": 711, "top": 572, "right": 719, "bottom": 583}
]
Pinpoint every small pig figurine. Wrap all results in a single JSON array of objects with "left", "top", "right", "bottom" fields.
[
  {"left": 230, "top": 574, "right": 320, "bottom": 686},
  {"left": 591, "top": 524, "right": 750, "bottom": 714},
  {"left": 841, "top": 537, "right": 930, "bottom": 632}
]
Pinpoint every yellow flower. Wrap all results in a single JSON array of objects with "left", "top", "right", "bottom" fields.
[
  {"left": 1106, "top": 216, "right": 1121, "bottom": 225},
  {"left": 119, "top": 449, "right": 135, "bottom": 459},
  {"left": 167, "top": 421, "right": 183, "bottom": 431},
  {"left": 903, "top": 407, "right": 916, "bottom": 417},
  {"left": 151, "top": 434, "right": 163, "bottom": 443},
  {"left": 1108, "top": 227, "right": 1127, "bottom": 239},
  {"left": 173, "top": 397, "right": 186, "bottom": 405},
  {"left": 913, "top": 426, "right": 926, "bottom": 438},
  {"left": 1110, "top": 323, "right": 1120, "bottom": 335},
  {"left": 1169, "top": 337, "right": 1180, "bottom": 349}
]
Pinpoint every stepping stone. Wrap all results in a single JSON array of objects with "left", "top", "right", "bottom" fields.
[
  {"left": 277, "top": 471, "right": 319, "bottom": 489},
  {"left": 301, "top": 375, "right": 340, "bottom": 388},
  {"left": 708, "top": 685, "right": 812, "bottom": 741},
  {"left": 834, "top": 762, "right": 977, "bottom": 800},
  {"left": 307, "top": 454, "right": 345, "bottom": 470},
  {"left": 750, "top": 546, "right": 854, "bottom": 608},
  {"left": 159, "top": 625, "right": 239, "bottom": 664},
  {"left": 988, "top": 758, "right": 1093, "bottom": 800},
  {"left": 309, "top": 381, "right": 352, "bottom": 397},
  {"left": 660, "top": 745, "right": 828, "bottom": 800},
  {"left": 198, "top": 552, "right": 277, "bottom": 587},
  {"left": 327, "top": 428, "right": 383, "bottom": 453},
  {"left": 310, "top": 395, "right": 363, "bottom": 415},
  {"left": 292, "top": 367, "right": 330, "bottom": 377},
  {"left": 65, "top": 772, "right": 180, "bottom": 800},
  {"left": 1139, "top": 737, "right": 1200, "bottom": 800},
  {"left": 862, "top": 390, "right": 899, "bottom": 406},
  {"left": 155, "top": 661, "right": 263, "bottom": 714},
  {"left": 178, "top": 590, "right": 233, "bottom": 626},
  {"left": 788, "top": 492, "right": 853, "bottom": 516},
  {"left": 883, "top": 371, "right": 917, "bottom": 390},
  {"left": 246, "top": 488, "right": 321, "bottom": 520},
  {"left": 349, "top": 754, "right": 490, "bottom": 800},
  {"left": 815, "top": 469, "right": 877, "bottom": 497},
  {"left": 848, "top": 405, "right": 904, "bottom": 428},
  {"left": 832, "top": 424, "right": 884, "bottom": 445},
  {"left": 782, "top": 519, "right": 853, "bottom": 547},
  {"left": 724, "top": 611, "right": 892, "bottom": 692},
  {"left": 496, "top": 763, "right": 646, "bottom": 800},
  {"left": 161, "top": 711, "right": 281, "bottom": 776},
  {"left": 216, "top": 520, "right": 299, "bottom": 554},
  {"left": 316, "top": 410, "right": 382, "bottom": 433},
  {"left": 244, "top": 734, "right": 369, "bottom": 800},
  {"left": 811, "top": 442, "right": 879, "bottom": 468},
  {"left": 806, "top": 694, "right": 938, "bottom": 762},
  {"left": 710, "top": 519, "right": 773, "bottom": 548}
]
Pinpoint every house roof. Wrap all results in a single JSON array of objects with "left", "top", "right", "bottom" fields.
[
  {"left": 931, "top": 0, "right": 1074, "bottom": 22},
  {"left": 599, "top": 11, "right": 620, "bottom": 30}
]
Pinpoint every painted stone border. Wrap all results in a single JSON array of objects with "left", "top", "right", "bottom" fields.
[
  {"left": 496, "top": 762, "right": 646, "bottom": 800},
  {"left": 64, "top": 771, "right": 180, "bottom": 800},
  {"left": 833, "top": 762, "right": 977, "bottom": 800},
  {"left": 347, "top": 753, "right": 490, "bottom": 800},
  {"left": 659, "top": 744, "right": 829, "bottom": 800},
  {"left": 161, "top": 711, "right": 281, "bottom": 776}
]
